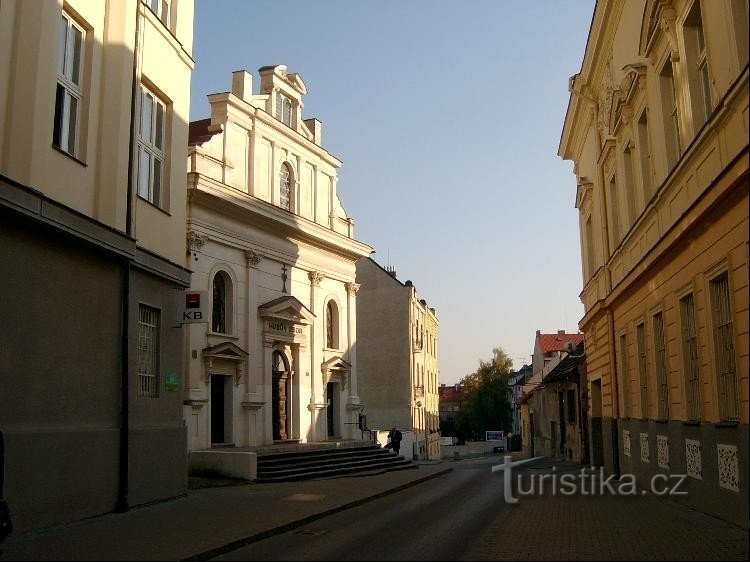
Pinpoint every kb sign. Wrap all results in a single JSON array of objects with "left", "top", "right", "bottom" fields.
[{"left": 182, "top": 291, "right": 208, "bottom": 324}]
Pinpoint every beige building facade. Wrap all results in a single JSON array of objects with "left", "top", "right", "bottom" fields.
[
  {"left": 356, "top": 259, "right": 441, "bottom": 460},
  {"left": 0, "top": 0, "right": 194, "bottom": 531},
  {"left": 184, "top": 67, "right": 372, "bottom": 456},
  {"left": 559, "top": 0, "right": 748, "bottom": 527}
]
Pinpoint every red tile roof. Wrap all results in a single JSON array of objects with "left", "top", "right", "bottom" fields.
[
  {"left": 439, "top": 386, "right": 465, "bottom": 401},
  {"left": 537, "top": 332, "right": 584, "bottom": 354},
  {"left": 188, "top": 118, "right": 220, "bottom": 146}
]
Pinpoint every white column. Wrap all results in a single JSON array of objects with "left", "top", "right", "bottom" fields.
[
  {"left": 308, "top": 271, "right": 324, "bottom": 440},
  {"left": 345, "top": 282, "right": 360, "bottom": 398}
]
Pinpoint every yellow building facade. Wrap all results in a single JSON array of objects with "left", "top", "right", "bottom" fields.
[
  {"left": 0, "top": 0, "right": 194, "bottom": 531},
  {"left": 560, "top": 0, "right": 748, "bottom": 527}
]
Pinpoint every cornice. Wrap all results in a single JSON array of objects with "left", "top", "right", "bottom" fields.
[{"left": 190, "top": 176, "right": 373, "bottom": 260}]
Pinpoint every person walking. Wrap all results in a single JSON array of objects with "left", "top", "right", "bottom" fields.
[{"left": 386, "top": 427, "right": 403, "bottom": 455}]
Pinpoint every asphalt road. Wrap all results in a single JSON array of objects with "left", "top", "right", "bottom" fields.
[{"left": 213, "top": 456, "right": 511, "bottom": 561}]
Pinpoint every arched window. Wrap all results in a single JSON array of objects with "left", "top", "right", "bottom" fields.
[
  {"left": 326, "top": 300, "right": 339, "bottom": 349},
  {"left": 212, "top": 271, "right": 232, "bottom": 333},
  {"left": 272, "top": 350, "right": 289, "bottom": 372},
  {"left": 280, "top": 163, "right": 292, "bottom": 211}
]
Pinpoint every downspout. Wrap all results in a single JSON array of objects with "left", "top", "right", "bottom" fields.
[{"left": 118, "top": 0, "right": 142, "bottom": 513}]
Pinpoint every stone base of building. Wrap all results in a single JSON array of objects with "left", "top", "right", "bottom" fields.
[{"left": 613, "top": 418, "right": 748, "bottom": 529}]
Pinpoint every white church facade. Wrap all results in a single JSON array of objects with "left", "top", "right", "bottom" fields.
[{"left": 184, "top": 66, "right": 372, "bottom": 451}]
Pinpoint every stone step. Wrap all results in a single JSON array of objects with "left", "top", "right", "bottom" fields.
[
  {"left": 257, "top": 447, "right": 386, "bottom": 467},
  {"left": 257, "top": 451, "right": 399, "bottom": 475},
  {"left": 257, "top": 456, "right": 412, "bottom": 482},
  {"left": 257, "top": 444, "right": 381, "bottom": 463}
]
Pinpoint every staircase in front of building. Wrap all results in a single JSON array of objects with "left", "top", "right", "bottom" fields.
[{"left": 256, "top": 443, "right": 413, "bottom": 482}]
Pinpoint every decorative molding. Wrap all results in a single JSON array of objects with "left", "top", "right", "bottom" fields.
[
  {"left": 685, "top": 438, "right": 702, "bottom": 479},
  {"left": 308, "top": 270, "right": 324, "bottom": 286},
  {"left": 245, "top": 249, "right": 262, "bottom": 268},
  {"left": 345, "top": 282, "right": 361, "bottom": 296},
  {"left": 187, "top": 230, "right": 208, "bottom": 257},
  {"left": 623, "top": 430, "right": 631, "bottom": 457},
  {"left": 657, "top": 434, "right": 669, "bottom": 469},
  {"left": 640, "top": 432, "right": 650, "bottom": 463},
  {"left": 717, "top": 444, "right": 739, "bottom": 492}
]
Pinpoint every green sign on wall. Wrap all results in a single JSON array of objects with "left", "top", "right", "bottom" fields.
[{"left": 165, "top": 372, "right": 179, "bottom": 392}]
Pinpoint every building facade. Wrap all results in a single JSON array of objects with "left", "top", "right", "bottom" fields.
[
  {"left": 559, "top": 0, "right": 748, "bottom": 527},
  {"left": 356, "top": 258, "right": 441, "bottom": 460},
  {"left": 184, "top": 67, "right": 372, "bottom": 454},
  {"left": 508, "top": 364, "right": 532, "bottom": 435},
  {"left": 0, "top": 0, "right": 194, "bottom": 531}
]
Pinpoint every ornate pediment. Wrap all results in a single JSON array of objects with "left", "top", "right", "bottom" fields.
[
  {"left": 321, "top": 356, "right": 352, "bottom": 374},
  {"left": 202, "top": 341, "right": 248, "bottom": 386},
  {"left": 259, "top": 296, "right": 315, "bottom": 325},
  {"left": 321, "top": 355, "right": 352, "bottom": 390}
]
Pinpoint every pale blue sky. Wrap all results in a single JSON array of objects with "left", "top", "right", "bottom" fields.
[{"left": 190, "top": 0, "right": 596, "bottom": 383}]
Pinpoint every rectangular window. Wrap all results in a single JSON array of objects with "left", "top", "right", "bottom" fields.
[
  {"left": 679, "top": 293, "right": 701, "bottom": 421},
  {"left": 660, "top": 60, "right": 681, "bottom": 170},
  {"left": 619, "top": 333, "right": 630, "bottom": 417},
  {"left": 275, "top": 92, "right": 293, "bottom": 127},
  {"left": 608, "top": 174, "right": 621, "bottom": 247},
  {"left": 585, "top": 216, "right": 595, "bottom": 278},
  {"left": 684, "top": 1, "right": 712, "bottom": 130},
  {"left": 53, "top": 13, "right": 85, "bottom": 156},
  {"left": 636, "top": 109, "right": 653, "bottom": 203},
  {"left": 653, "top": 312, "right": 669, "bottom": 419},
  {"left": 137, "top": 85, "right": 166, "bottom": 207},
  {"left": 146, "top": 0, "right": 171, "bottom": 28},
  {"left": 710, "top": 273, "right": 739, "bottom": 421},
  {"left": 137, "top": 304, "right": 160, "bottom": 398},
  {"left": 567, "top": 389, "right": 576, "bottom": 424},
  {"left": 622, "top": 145, "right": 638, "bottom": 228},
  {"left": 637, "top": 322, "right": 649, "bottom": 418}
]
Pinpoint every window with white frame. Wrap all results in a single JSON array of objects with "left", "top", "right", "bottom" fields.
[
  {"left": 326, "top": 300, "right": 339, "bottom": 349},
  {"left": 137, "top": 84, "right": 166, "bottom": 207},
  {"left": 275, "top": 92, "right": 293, "bottom": 127},
  {"left": 54, "top": 12, "right": 85, "bottom": 157},
  {"left": 279, "top": 163, "right": 292, "bottom": 211},
  {"left": 636, "top": 322, "right": 649, "bottom": 418},
  {"left": 684, "top": 1, "right": 712, "bottom": 130},
  {"left": 636, "top": 109, "right": 654, "bottom": 203},
  {"left": 710, "top": 272, "right": 739, "bottom": 422},
  {"left": 212, "top": 272, "right": 232, "bottom": 334},
  {"left": 619, "top": 332, "right": 630, "bottom": 417},
  {"left": 679, "top": 292, "right": 701, "bottom": 421},
  {"left": 145, "top": 0, "right": 171, "bottom": 28},
  {"left": 137, "top": 304, "right": 160, "bottom": 398},
  {"left": 652, "top": 311, "right": 669, "bottom": 419},
  {"left": 660, "top": 60, "right": 681, "bottom": 170}
]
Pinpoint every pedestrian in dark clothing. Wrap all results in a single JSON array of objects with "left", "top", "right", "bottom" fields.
[{"left": 386, "top": 427, "right": 403, "bottom": 455}]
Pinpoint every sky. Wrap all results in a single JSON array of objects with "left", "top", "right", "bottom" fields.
[{"left": 190, "top": 0, "right": 596, "bottom": 384}]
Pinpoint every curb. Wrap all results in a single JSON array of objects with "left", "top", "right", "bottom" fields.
[{"left": 182, "top": 467, "right": 453, "bottom": 561}]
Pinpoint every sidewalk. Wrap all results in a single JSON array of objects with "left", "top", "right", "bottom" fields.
[{"left": 1, "top": 465, "right": 451, "bottom": 561}]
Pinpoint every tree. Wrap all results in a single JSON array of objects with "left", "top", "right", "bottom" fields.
[{"left": 455, "top": 347, "right": 514, "bottom": 441}]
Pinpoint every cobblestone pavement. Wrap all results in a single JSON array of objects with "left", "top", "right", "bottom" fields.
[{"left": 465, "top": 460, "right": 748, "bottom": 561}]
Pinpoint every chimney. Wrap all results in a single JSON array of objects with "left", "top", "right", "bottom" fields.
[
  {"left": 231, "top": 70, "right": 253, "bottom": 102},
  {"left": 385, "top": 265, "right": 397, "bottom": 278},
  {"left": 536, "top": 329, "right": 541, "bottom": 336},
  {"left": 304, "top": 118, "right": 322, "bottom": 145},
  {"left": 558, "top": 329, "right": 565, "bottom": 335}
]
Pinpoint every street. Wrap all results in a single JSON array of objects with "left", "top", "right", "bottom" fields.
[{"left": 212, "top": 458, "right": 749, "bottom": 561}]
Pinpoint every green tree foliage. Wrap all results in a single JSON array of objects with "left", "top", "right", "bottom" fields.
[{"left": 454, "top": 347, "right": 514, "bottom": 441}]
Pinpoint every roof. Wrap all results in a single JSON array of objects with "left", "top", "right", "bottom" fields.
[
  {"left": 439, "top": 386, "right": 465, "bottom": 401},
  {"left": 537, "top": 332, "right": 585, "bottom": 354},
  {"left": 188, "top": 118, "right": 220, "bottom": 146},
  {"left": 543, "top": 349, "right": 585, "bottom": 384}
]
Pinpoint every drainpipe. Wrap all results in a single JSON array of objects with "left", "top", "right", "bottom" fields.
[{"left": 118, "top": 0, "right": 142, "bottom": 513}]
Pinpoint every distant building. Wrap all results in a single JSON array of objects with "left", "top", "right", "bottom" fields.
[
  {"left": 184, "top": 66, "right": 372, "bottom": 460},
  {"left": 559, "top": 0, "right": 748, "bottom": 527},
  {"left": 356, "top": 258, "right": 441, "bottom": 460},
  {"left": 439, "top": 384, "right": 466, "bottom": 430},
  {"left": 0, "top": 0, "right": 194, "bottom": 531},
  {"left": 532, "top": 330, "right": 585, "bottom": 375},
  {"left": 508, "top": 365, "right": 532, "bottom": 435}
]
